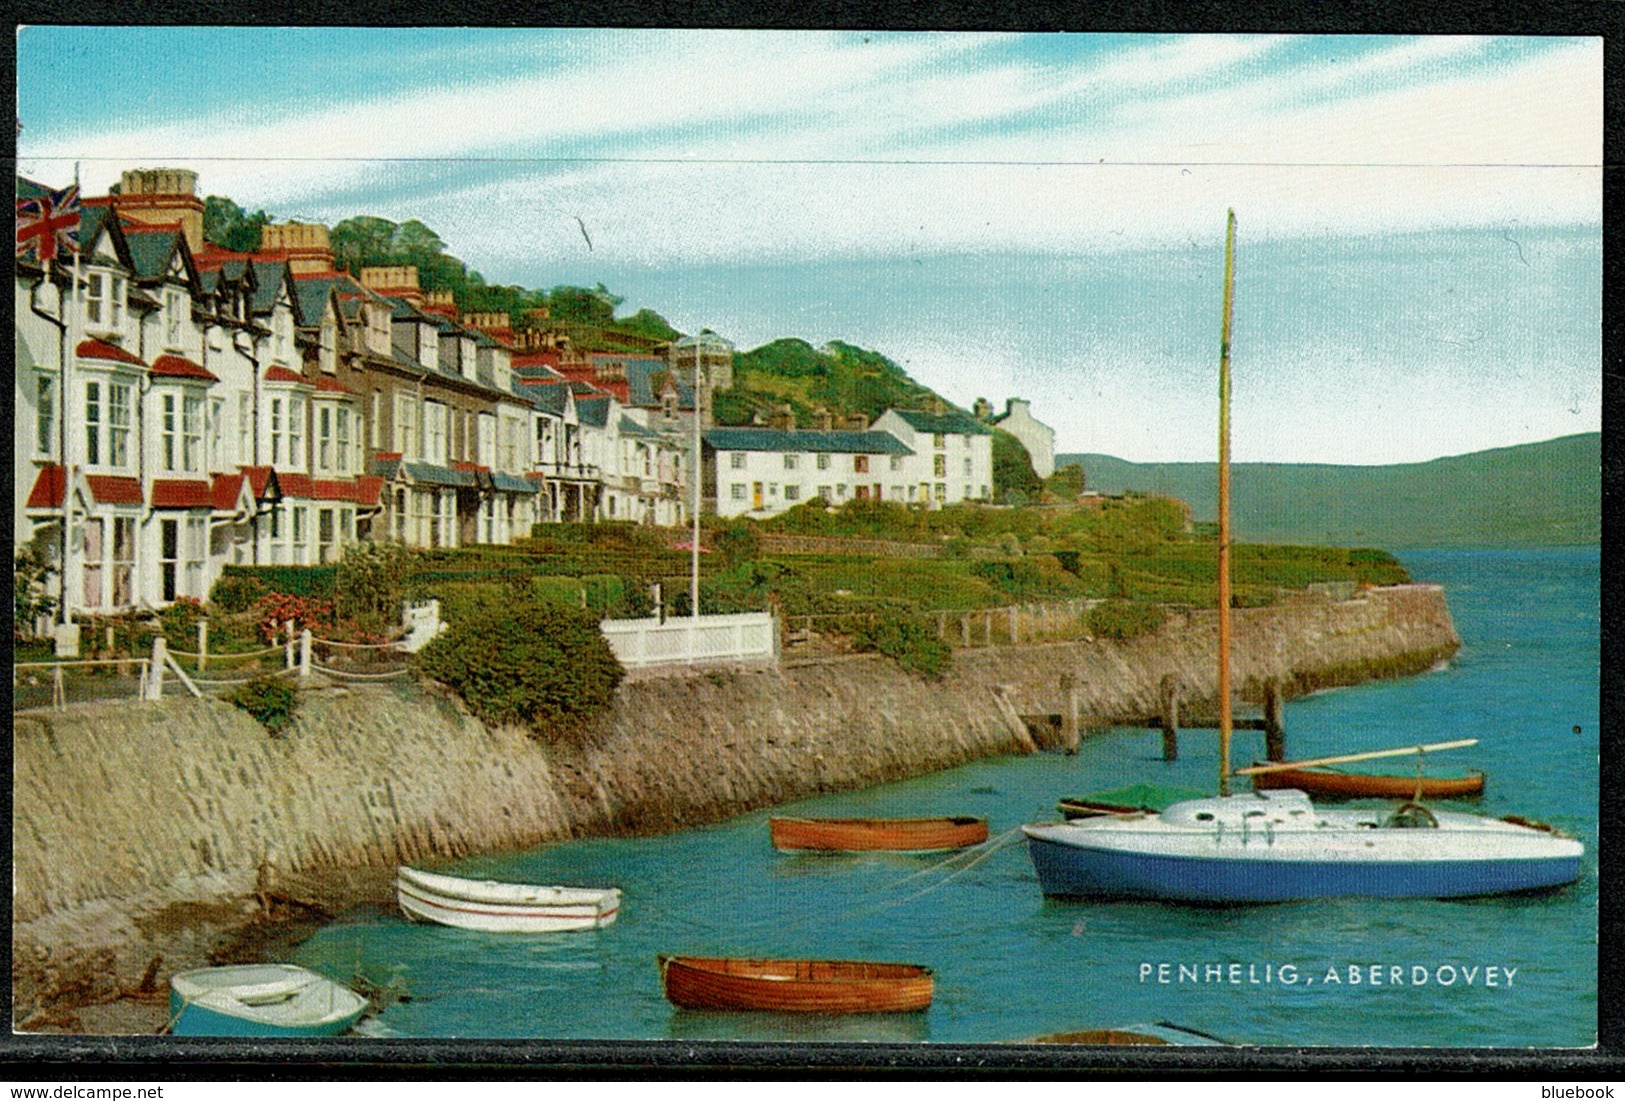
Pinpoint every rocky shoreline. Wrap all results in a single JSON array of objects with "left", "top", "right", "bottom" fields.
[{"left": 12, "top": 585, "right": 1461, "bottom": 1034}]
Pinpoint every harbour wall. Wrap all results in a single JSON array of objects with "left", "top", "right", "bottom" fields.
[{"left": 11, "top": 584, "right": 1459, "bottom": 1022}]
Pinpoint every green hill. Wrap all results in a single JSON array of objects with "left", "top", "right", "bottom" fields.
[{"left": 1057, "top": 433, "right": 1600, "bottom": 548}]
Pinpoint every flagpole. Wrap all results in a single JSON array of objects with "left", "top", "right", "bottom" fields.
[{"left": 62, "top": 165, "right": 83, "bottom": 626}]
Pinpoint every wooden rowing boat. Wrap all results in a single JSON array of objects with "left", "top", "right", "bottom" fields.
[
  {"left": 396, "top": 866, "right": 620, "bottom": 933},
  {"left": 769, "top": 816, "right": 988, "bottom": 852},
  {"left": 1248, "top": 764, "right": 1485, "bottom": 800},
  {"left": 1057, "top": 784, "right": 1209, "bottom": 820},
  {"left": 168, "top": 964, "right": 368, "bottom": 1037},
  {"left": 658, "top": 955, "right": 934, "bottom": 1013}
]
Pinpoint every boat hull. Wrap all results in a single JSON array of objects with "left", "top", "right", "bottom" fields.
[
  {"left": 396, "top": 868, "right": 619, "bottom": 933},
  {"left": 1025, "top": 829, "right": 1583, "bottom": 902},
  {"left": 659, "top": 955, "right": 933, "bottom": 1013},
  {"left": 168, "top": 965, "right": 367, "bottom": 1037},
  {"left": 1251, "top": 766, "right": 1484, "bottom": 800},
  {"left": 769, "top": 816, "right": 988, "bottom": 852}
]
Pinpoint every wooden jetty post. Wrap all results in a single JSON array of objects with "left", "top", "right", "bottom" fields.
[
  {"left": 1160, "top": 674, "right": 1180, "bottom": 761},
  {"left": 1060, "top": 674, "right": 1080, "bottom": 754},
  {"left": 1264, "top": 680, "right": 1286, "bottom": 761}
]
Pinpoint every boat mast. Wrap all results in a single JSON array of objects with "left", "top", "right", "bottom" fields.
[{"left": 1217, "top": 210, "right": 1237, "bottom": 797}]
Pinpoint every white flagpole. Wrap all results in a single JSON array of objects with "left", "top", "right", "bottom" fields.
[{"left": 62, "top": 165, "right": 83, "bottom": 625}]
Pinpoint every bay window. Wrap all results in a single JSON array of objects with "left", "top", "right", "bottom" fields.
[
  {"left": 35, "top": 373, "right": 56, "bottom": 456},
  {"left": 85, "top": 382, "right": 102, "bottom": 465}
]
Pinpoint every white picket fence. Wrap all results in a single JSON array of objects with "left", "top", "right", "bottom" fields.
[{"left": 599, "top": 612, "right": 778, "bottom": 669}]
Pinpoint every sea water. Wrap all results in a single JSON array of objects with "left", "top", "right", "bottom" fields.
[{"left": 294, "top": 546, "right": 1599, "bottom": 1047}]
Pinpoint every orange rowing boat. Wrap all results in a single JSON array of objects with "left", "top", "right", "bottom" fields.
[
  {"left": 768, "top": 816, "right": 988, "bottom": 852},
  {"left": 658, "top": 955, "right": 934, "bottom": 1013},
  {"left": 1249, "top": 765, "right": 1484, "bottom": 800}
]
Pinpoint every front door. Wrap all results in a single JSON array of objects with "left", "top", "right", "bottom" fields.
[{"left": 753, "top": 482, "right": 764, "bottom": 510}]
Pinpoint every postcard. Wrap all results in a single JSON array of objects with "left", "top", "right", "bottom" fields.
[{"left": 9, "top": 27, "right": 1603, "bottom": 1071}]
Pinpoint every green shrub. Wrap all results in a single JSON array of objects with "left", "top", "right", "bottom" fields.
[
  {"left": 417, "top": 601, "right": 625, "bottom": 740},
  {"left": 1087, "top": 599, "right": 1167, "bottom": 640},
  {"left": 210, "top": 570, "right": 271, "bottom": 614},
  {"left": 851, "top": 614, "right": 952, "bottom": 680},
  {"left": 229, "top": 675, "right": 300, "bottom": 735},
  {"left": 158, "top": 596, "right": 208, "bottom": 646},
  {"left": 530, "top": 575, "right": 586, "bottom": 608},
  {"left": 216, "top": 565, "right": 336, "bottom": 602},
  {"left": 335, "top": 542, "right": 416, "bottom": 625},
  {"left": 14, "top": 547, "right": 56, "bottom": 638}
]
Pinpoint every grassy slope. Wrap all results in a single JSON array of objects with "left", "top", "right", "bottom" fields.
[{"left": 1058, "top": 433, "right": 1600, "bottom": 547}]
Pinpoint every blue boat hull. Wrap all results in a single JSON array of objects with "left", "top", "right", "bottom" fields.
[
  {"left": 168, "top": 992, "right": 366, "bottom": 1037},
  {"left": 1026, "top": 833, "right": 1583, "bottom": 903}
]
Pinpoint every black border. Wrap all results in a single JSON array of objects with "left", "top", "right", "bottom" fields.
[{"left": 3, "top": 0, "right": 1620, "bottom": 1079}]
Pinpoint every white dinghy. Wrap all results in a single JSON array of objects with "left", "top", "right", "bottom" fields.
[{"left": 395, "top": 866, "right": 621, "bottom": 933}]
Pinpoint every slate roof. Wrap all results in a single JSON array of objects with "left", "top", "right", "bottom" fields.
[
  {"left": 576, "top": 396, "right": 611, "bottom": 429},
  {"left": 885, "top": 409, "right": 992, "bottom": 436},
  {"left": 702, "top": 427, "right": 914, "bottom": 456},
  {"left": 618, "top": 415, "right": 655, "bottom": 439},
  {"left": 120, "top": 224, "right": 184, "bottom": 280},
  {"left": 249, "top": 260, "right": 290, "bottom": 317},
  {"left": 516, "top": 381, "right": 571, "bottom": 416},
  {"left": 492, "top": 472, "right": 537, "bottom": 494},
  {"left": 625, "top": 360, "right": 695, "bottom": 410},
  {"left": 404, "top": 462, "right": 476, "bottom": 488}
]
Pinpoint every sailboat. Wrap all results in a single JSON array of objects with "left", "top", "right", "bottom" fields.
[{"left": 1022, "top": 212, "right": 1583, "bottom": 903}]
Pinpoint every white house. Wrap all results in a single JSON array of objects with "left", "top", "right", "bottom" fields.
[
  {"left": 703, "top": 427, "right": 916, "bottom": 518},
  {"left": 869, "top": 407, "right": 994, "bottom": 507},
  {"left": 992, "top": 397, "right": 1056, "bottom": 479}
]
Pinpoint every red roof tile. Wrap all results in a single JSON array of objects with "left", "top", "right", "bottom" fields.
[
  {"left": 26, "top": 466, "right": 67, "bottom": 509},
  {"left": 277, "top": 472, "right": 314, "bottom": 497},
  {"left": 353, "top": 475, "right": 384, "bottom": 505},
  {"left": 212, "top": 472, "right": 247, "bottom": 512},
  {"left": 150, "top": 354, "right": 219, "bottom": 383},
  {"left": 119, "top": 220, "right": 184, "bottom": 234},
  {"left": 264, "top": 366, "right": 305, "bottom": 384},
  {"left": 242, "top": 466, "right": 281, "bottom": 499},
  {"left": 77, "top": 339, "right": 145, "bottom": 367},
  {"left": 86, "top": 475, "right": 144, "bottom": 505},
  {"left": 452, "top": 462, "right": 491, "bottom": 473},
  {"left": 150, "top": 479, "right": 214, "bottom": 508},
  {"left": 314, "top": 375, "right": 356, "bottom": 394},
  {"left": 375, "top": 452, "right": 403, "bottom": 462}
]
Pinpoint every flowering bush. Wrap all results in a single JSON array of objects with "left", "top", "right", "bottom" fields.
[{"left": 253, "top": 592, "right": 335, "bottom": 644}]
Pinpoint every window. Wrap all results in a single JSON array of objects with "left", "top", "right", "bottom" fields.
[
  {"left": 371, "top": 391, "right": 382, "bottom": 449},
  {"left": 185, "top": 517, "right": 206, "bottom": 597},
  {"left": 35, "top": 373, "right": 56, "bottom": 455},
  {"left": 890, "top": 456, "right": 903, "bottom": 471},
  {"left": 319, "top": 319, "right": 336, "bottom": 373},
  {"left": 112, "top": 517, "right": 134, "bottom": 606},
  {"left": 85, "top": 270, "right": 125, "bottom": 332},
  {"left": 268, "top": 506, "right": 286, "bottom": 564},
  {"left": 477, "top": 413, "right": 496, "bottom": 468},
  {"left": 784, "top": 484, "right": 801, "bottom": 501},
  {"left": 935, "top": 483, "right": 947, "bottom": 502},
  {"left": 423, "top": 402, "right": 448, "bottom": 465},
  {"left": 818, "top": 485, "right": 832, "bottom": 500},
  {"left": 395, "top": 394, "right": 416, "bottom": 457},
  {"left": 239, "top": 393, "right": 252, "bottom": 464},
  {"left": 836, "top": 484, "right": 848, "bottom": 498},
  {"left": 318, "top": 508, "right": 337, "bottom": 564},
  {"left": 317, "top": 405, "right": 333, "bottom": 472},
  {"left": 783, "top": 454, "right": 798, "bottom": 470},
  {"left": 816, "top": 454, "right": 830, "bottom": 470},
  {"left": 108, "top": 384, "right": 132, "bottom": 467},
  {"left": 182, "top": 395, "right": 204, "bottom": 471},
  {"left": 964, "top": 485, "right": 973, "bottom": 500},
  {"left": 161, "top": 394, "right": 178, "bottom": 470},
  {"left": 891, "top": 485, "right": 904, "bottom": 500},
  {"left": 292, "top": 505, "right": 308, "bottom": 564},
  {"left": 269, "top": 397, "right": 284, "bottom": 465},
  {"left": 395, "top": 489, "right": 408, "bottom": 542},
  {"left": 730, "top": 452, "right": 746, "bottom": 469},
  {"left": 288, "top": 397, "right": 304, "bottom": 467},
  {"left": 165, "top": 289, "right": 185, "bottom": 349},
  {"left": 211, "top": 398, "right": 225, "bottom": 470},
  {"left": 964, "top": 457, "right": 973, "bottom": 475},
  {"left": 854, "top": 455, "right": 870, "bottom": 474},
  {"left": 933, "top": 433, "right": 945, "bottom": 450},
  {"left": 161, "top": 519, "right": 179, "bottom": 602},
  {"left": 85, "top": 381, "right": 102, "bottom": 465},
  {"left": 933, "top": 454, "right": 947, "bottom": 478},
  {"left": 336, "top": 408, "right": 352, "bottom": 475}
]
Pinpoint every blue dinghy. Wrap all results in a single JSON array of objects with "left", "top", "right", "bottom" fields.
[{"left": 168, "top": 964, "right": 367, "bottom": 1037}]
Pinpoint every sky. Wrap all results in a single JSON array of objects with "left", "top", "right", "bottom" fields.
[{"left": 16, "top": 29, "right": 1603, "bottom": 464}]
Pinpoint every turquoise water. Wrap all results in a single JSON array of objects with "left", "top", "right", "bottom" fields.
[{"left": 295, "top": 547, "right": 1598, "bottom": 1047}]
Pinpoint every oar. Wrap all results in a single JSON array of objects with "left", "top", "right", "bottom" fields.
[{"left": 1234, "top": 739, "right": 1478, "bottom": 776}]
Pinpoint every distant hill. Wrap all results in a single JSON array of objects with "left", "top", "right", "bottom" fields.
[{"left": 1057, "top": 433, "right": 1600, "bottom": 547}]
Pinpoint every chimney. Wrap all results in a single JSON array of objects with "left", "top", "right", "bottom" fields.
[
  {"left": 973, "top": 397, "right": 993, "bottom": 420},
  {"left": 114, "top": 168, "right": 205, "bottom": 253},
  {"left": 359, "top": 265, "right": 424, "bottom": 304},
  {"left": 813, "top": 407, "right": 834, "bottom": 431},
  {"left": 423, "top": 289, "right": 458, "bottom": 317},
  {"left": 772, "top": 404, "right": 796, "bottom": 431},
  {"left": 843, "top": 413, "right": 869, "bottom": 431},
  {"left": 259, "top": 221, "right": 335, "bottom": 275}
]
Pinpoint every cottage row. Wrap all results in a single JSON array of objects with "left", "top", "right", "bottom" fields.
[{"left": 14, "top": 167, "right": 998, "bottom": 619}]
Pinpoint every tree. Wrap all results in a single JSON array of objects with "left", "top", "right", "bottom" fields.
[
  {"left": 1046, "top": 462, "right": 1087, "bottom": 499},
  {"left": 992, "top": 429, "right": 1044, "bottom": 502},
  {"left": 619, "top": 308, "right": 681, "bottom": 342},
  {"left": 203, "top": 195, "right": 270, "bottom": 253},
  {"left": 548, "top": 284, "right": 622, "bottom": 327},
  {"left": 14, "top": 547, "right": 55, "bottom": 639}
]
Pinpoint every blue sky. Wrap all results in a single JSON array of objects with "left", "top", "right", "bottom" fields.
[{"left": 16, "top": 29, "right": 1602, "bottom": 463}]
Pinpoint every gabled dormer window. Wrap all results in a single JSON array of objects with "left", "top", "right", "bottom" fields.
[{"left": 319, "top": 317, "right": 337, "bottom": 373}]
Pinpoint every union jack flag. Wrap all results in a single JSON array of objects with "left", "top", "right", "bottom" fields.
[{"left": 16, "top": 184, "right": 81, "bottom": 263}]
